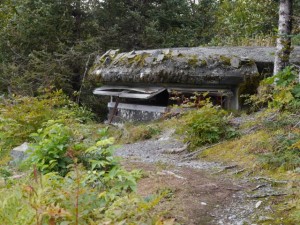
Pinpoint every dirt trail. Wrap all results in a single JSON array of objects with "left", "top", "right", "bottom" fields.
[{"left": 115, "top": 130, "right": 263, "bottom": 225}]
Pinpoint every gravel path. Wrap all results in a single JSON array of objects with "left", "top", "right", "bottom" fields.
[
  {"left": 115, "top": 130, "right": 221, "bottom": 171},
  {"left": 114, "top": 129, "right": 266, "bottom": 225}
]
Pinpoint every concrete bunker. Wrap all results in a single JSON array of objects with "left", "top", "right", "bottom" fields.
[{"left": 90, "top": 47, "right": 300, "bottom": 122}]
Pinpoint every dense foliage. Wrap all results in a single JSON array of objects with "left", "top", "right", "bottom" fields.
[
  {"left": 209, "top": 0, "right": 278, "bottom": 46},
  {"left": 0, "top": 91, "right": 93, "bottom": 164},
  {"left": 248, "top": 66, "right": 300, "bottom": 110}
]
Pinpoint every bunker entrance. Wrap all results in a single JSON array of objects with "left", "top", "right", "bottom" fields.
[{"left": 93, "top": 85, "right": 234, "bottom": 122}]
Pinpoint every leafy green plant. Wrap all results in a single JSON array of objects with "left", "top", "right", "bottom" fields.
[
  {"left": 94, "top": 194, "right": 164, "bottom": 224},
  {"left": 25, "top": 121, "right": 72, "bottom": 176},
  {"left": 266, "top": 66, "right": 300, "bottom": 109},
  {"left": 81, "top": 137, "right": 141, "bottom": 195},
  {"left": 177, "top": 101, "right": 238, "bottom": 149}
]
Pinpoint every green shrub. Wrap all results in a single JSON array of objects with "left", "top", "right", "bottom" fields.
[
  {"left": 25, "top": 121, "right": 72, "bottom": 176},
  {"left": 95, "top": 194, "right": 163, "bottom": 224},
  {"left": 267, "top": 66, "right": 300, "bottom": 109},
  {"left": 177, "top": 102, "right": 238, "bottom": 149},
  {"left": 78, "top": 128, "right": 142, "bottom": 195}
]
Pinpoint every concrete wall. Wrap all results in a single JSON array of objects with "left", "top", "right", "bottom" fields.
[{"left": 108, "top": 102, "right": 167, "bottom": 122}]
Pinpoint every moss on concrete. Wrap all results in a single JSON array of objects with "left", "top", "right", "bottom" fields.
[
  {"left": 188, "top": 55, "right": 199, "bottom": 67},
  {"left": 127, "top": 53, "right": 150, "bottom": 67},
  {"left": 219, "top": 55, "right": 232, "bottom": 66}
]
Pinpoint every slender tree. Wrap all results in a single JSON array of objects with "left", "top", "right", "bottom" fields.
[{"left": 274, "top": 0, "right": 293, "bottom": 75}]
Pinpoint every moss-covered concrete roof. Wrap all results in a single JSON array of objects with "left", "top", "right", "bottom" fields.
[{"left": 90, "top": 47, "right": 300, "bottom": 87}]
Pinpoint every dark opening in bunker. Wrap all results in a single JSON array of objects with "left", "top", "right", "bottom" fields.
[
  {"left": 167, "top": 87, "right": 233, "bottom": 109},
  {"left": 93, "top": 85, "right": 235, "bottom": 122},
  {"left": 93, "top": 86, "right": 169, "bottom": 122}
]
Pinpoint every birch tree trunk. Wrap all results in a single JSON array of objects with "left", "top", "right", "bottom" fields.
[{"left": 274, "top": 0, "right": 293, "bottom": 75}]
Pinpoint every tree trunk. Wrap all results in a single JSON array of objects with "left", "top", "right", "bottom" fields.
[
  {"left": 74, "top": 0, "right": 82, "bottom": 41},
  {"left": 274, "top": 0, "right": 293, "bottom": 75}
]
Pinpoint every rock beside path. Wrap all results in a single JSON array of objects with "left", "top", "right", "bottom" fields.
[{"left": 10, "top": 142, "right": 29, "bottom": 162}]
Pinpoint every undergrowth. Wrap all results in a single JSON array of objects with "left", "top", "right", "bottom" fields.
[
  {"left": 249, "top": 67, "right": 300, "bottom": 170},
  {"left": 0, "top": 123, "right": 168, "bottom": 224},
  {"left": 0, "top": 92, "right": 174, "bottom": 224},
  {"left": 0, "top": 91, "right": 94, "bottom": 164},
  {"left": 199, "top": 111, "right": 300, "bottom": 225},
  {"left": 176, "top": 101, "right": 238, "bottom": 150},
  {"left": 246, "top": 66, "right": 300, "bottom": 111}
]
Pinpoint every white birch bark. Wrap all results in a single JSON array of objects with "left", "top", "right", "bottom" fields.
[{"left": 274, "top": 0, "right": 292, "bottom": 75}]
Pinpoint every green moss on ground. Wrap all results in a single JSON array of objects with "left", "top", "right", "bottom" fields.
[{"left": 198, "top": 109, "right": 300, "bottom": 225}]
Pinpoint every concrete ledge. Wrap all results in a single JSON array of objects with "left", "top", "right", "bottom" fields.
[{"left": 108, "top": 102, "right": 167, "bottom": 113}]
